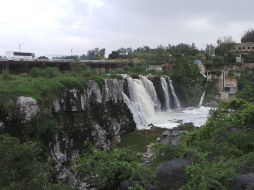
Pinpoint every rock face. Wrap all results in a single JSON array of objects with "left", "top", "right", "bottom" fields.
[
  {"left": 0, "top": 79, "right": 136, "bottom": 189},
  {"left": 159, "top": 128, "right": 188, "bottom": 145},
  {"left": 16, "top": 96, "right": 40, "bottom": 121},
  {"left": 156, "top": 159, "right": 190, "bottom": 189},
  {"left": 231, "top": 173, "right": 254, "bottom": 190}
]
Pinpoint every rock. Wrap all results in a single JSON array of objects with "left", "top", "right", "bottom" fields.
[
  {"left": 119, "top": 180, "right": 139, "bottom": 190},
  {"left": 120, "top": 180, "right": 157, "bottom": 190},
  {"left": 51, "top": 137, "right": 67, "bottom": 164},
  {"left": 91, "top": 124, "right": 110, "bottom": 150},
  {"left": 16, "top": 96, "right": 40, "bottom": 121},
  {"left": 105, "top": 79, "right": 123, "bottom": 103},
  {"left": 160, "top": 128, "right": 188, "bottom": 145},
  {"left": 231, "top": 173, "right": 254, "bottom": 190},
  {"left": 0, "top": 122, "right": 4, "bottom": 129},
  {"left": 146, "top": 185, "right": 158, "bottom": 190},
  {"left": 143, "top": 143, "right": 157, "bottom": 166},
  {"left": 156, "top": 159, "right": 190, "bottom": 189},
  {"left": 2, "top": 79, "right": 136, "bottom": 190},
  {"left": 148, "top": 123, "right": 156, "bottom": 128},
  {"left": 87, "top": 80, "right": 102, "bottom": 103}
]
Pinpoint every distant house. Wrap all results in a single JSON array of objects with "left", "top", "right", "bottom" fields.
[
  {"left": 230, "top": 42, "right": 254, "bottom": 63},
  {"left": 231, "top": 42, "right": 254, "bottom": 53},
  {"left": 218, "top": 71, "right": 238, "bottom": 101}
]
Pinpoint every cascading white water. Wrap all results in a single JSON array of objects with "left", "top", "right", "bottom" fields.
[
  {"left": 121, "top": 75, "right": 209, "bottom": 130},
  {"left": 140, "top": 75, "right": 161, "bottom": 110},
  {"left": 123, "top": 76, "right": 155, "bottom": 128},
  {"left": 199, "top": 91, "right": 206, "bottom": 107},
  {"left": 168, "top": 77, "right": 181, "bottom": 109},
  {"left": 160, "top": 77, "right": 171, "bottom": 110}
]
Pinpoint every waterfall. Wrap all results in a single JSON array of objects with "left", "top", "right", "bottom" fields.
[
  {"left": 160, "top": 77, "right": 171, "bottom": 110},
  {"left": 140, "top": 75, "right": 161, "bottom": 110},
  {"left": 123, "top": 76, "right": 155, "bottom": 127},
  {"left": 122, "top": 75, "right": 182, "bottom": 128},
  {"left": 199, "top": 91, "right": 205, "bottom": 107},
  {"left": 168, "top": 78, "right": 181, "bottom": 109}
]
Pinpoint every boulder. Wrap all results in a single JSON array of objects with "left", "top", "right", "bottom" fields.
[
  {"left": 119, "top": 180, "right": 139, "bottom": 190},
  {"left": 16, "top": 96, "right": 40, "bottom": 121},
  {"left": 231, "top": 173, "right": 254, "bottom": 190},
  {"left": 119, "top": 180, "right": 158, "bottom": 190},
  {"left": 159, "top": 129, "right": 188, "bottom": 145},
  {"left": 156, "top": 159, "right": 190, "bottom": 189}
]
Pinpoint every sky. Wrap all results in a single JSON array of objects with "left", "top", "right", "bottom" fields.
[{"left": 0, "top": 0, "right": 253, "bottom": 57}]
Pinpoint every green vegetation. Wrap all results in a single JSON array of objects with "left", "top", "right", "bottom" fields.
[
  {"left": 180, "top": 99, "right": 254, "bottom": 189},
  {"left": 74, "top": 148, "right": 147, "bottom": 190},
  {"left": 0, "top": 66, "right": 121, "bottom": 108},
  {"left": 170, "top": 57, "right": 205, "bottom": 106},
  {"left": 108, "top": 43, "right": 200, "bottom": 65},
  {"left": 78, "top": 100, "right": 254, "bottom": 190},
  {"left": 237, "top": 70, "right": 254, "bottom": 102},
  {"left": 0, "top": 135, "right": 72, "bottom": 190},
  {"left": 2, "top": 38, "right": 254, "bottom": 189},
  {"left": 119, "top": 128, "right": 165, "bottom": 153},
  {"left": 241, "top": 29, "right": 254, "bottom": 43}
]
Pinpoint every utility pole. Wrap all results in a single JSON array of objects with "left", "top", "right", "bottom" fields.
[{"left": 19, "top": 42, "right": 24, "bottom": 51}]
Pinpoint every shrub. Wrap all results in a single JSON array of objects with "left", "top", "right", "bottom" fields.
[
  {"left": 74, "top": 148, "right": 142, "bottom": 190},
  {"left": 0, "top": 135, "right": 51, "bottom": 190},
  {"left": 30, "top": 67, "right": 60, "bottom": 78},
  {"left": 154, "top": 144, "right": 182, "bottom": 163},
  {"left": 184, "top": 153, "right": 236, "bottom": 190}
]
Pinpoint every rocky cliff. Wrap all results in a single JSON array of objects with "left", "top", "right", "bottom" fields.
[{"left": 0, "top": 79, "right": 136, "bottom": 188}]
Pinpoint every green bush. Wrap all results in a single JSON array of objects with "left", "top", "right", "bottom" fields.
[
  {"left": 184, "top": 153, "right": 236, "bottom": 190},
  {"left": 0, "top": 135, "right": 51, "bottom": 190},
  {"left": 29, "top": 67, "right": 60, "bottom": 78},
  {"left": 154, "top": 144, "right": 182, "bottom": 163},
  {"left": 74, "top": 148, "right": 142, "bottom": 190}
]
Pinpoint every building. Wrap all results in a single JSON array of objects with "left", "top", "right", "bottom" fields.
[
  {"left": 231, "top": 42, "right": 254, "bottom": 53},
  {"left": 230, "top": 42, "right": 254, "bottom": 63},
  {"left": 218, "top": 71, "right": 238, "bottom": 101}
]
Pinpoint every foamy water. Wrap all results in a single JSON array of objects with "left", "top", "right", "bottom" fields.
[{"left": 136, "top": 106, "right": 212, "bottom": 130}]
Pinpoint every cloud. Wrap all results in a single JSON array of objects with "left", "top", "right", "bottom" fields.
[{"left": 0, "top": 0, "right": 254, "bottom": 56}]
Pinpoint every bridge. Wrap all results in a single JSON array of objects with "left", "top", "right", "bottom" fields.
[{"left": 0, "top": 59, "right": 133, "bottom": 74}]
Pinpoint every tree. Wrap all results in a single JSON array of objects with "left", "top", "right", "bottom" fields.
[
  {"left": 241, "top": 29, "right": 254, "bottom": 43},
  {"left": 215, "top": 36, "right": 235, "bottom": 56},
  {"left": 108, "top": 51, "right": 119, "bottom": 59},
  {"left": 99, "top": 48, "right": 106, "bottom": 58},
  {"left": 38, "top": 56, "right": 49, "bottom": 60},
  {"left": 87, "top": 48, "right": 106, "bottom": 60},
  {"left": 108, "top": 48, "right": 133, "bottom": 59}
]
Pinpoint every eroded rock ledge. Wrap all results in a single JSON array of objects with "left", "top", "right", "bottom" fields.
[{"left": 0, "top": 79, "right": 136, "bottom": 189}]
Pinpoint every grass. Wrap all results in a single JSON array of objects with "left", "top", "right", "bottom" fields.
[
  {"left": 119, "top": 128, "right": 166, "bottom": 153},
  {"left": 0, "top": 74, "right": 85, "bottom": 107},
  {"left": 0, "top": 67, "right": 122, "bottom": 108}
]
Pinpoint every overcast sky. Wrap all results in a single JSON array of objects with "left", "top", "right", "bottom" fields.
[{"left": 0, "top": 0, "right": 253, "bottom": 57}]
